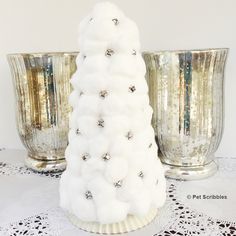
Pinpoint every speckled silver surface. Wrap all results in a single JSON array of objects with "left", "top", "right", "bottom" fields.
[
  {"left": 7, "top": 52, "right": 77, "bottom": 172},
  {"left": 143, "top": 49, "right": 228, "bottom": 180}
]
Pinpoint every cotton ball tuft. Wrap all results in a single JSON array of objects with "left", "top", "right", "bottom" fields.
[
  {"left": 68, "top": 129, "right": 77, "bottom": 143},
  {"left": 97, "top": 200, "right": 129, "bottom": 224},
  {"left": 127, "top": 154, "right": 146, "bottom": 173},
  {"left": 150, "top": 175, "right": 166, "bottom": 208},
  {"left": 81, "top": 158, "right": 105, "bottom": 181},
  {"left": 87, "top": 175, "right": 116, "bottom": 206},
  {"left": 71, "top": 195, "right": 97, "bottom": 222},
  {"left": 83, "top": 18, "right": 118, "bottom": 42},
  {"left": 109, "top": 54, "right": 144, "bottom": 77},
  {"left": 128, "top": 112, "right": 149, "bottom": 133},
  {"left": 103, "top": 115, "right": 129, "bottom": 136},
  {"left": 118, "top": 18, "right": 140, "bottom": 42},
  {"left": 69, "top": 135, "right": 89, "bottom": 157},
  {"left": 129, "top": 188, "right": 151, "bottom": 216},
  {"left": 88, "top": 134, "right": 109, "bottom": 159},
  {"left": 114, "top": 54, "right": 146, "bottom": 77},
  {"left": 107, "top": 75, "right": 132, "bottom": 94},
  {"left": 78, "top": 74, "right": 108, "bottom": 95},
  {"left": 78, "top": 14, "right": 93, "bottom": 40},
  {"left": 76, "top": 95, "right": 101, "bottom": 116},
  {"left": 132, "top": 127, "right": 155, "bottom": 151},
  {"left": 82, "top": 55, "right": 109, "bottom": 73},
  {"left": 59, "top": 171, "right": 71, "bottom": 211},
  {"left": 68, "top": 175, "right": 86, "bottom": 196},
  {"left": 68, "top": 90, "right": 79, "bottom": 108},
  {"left": 101, "top": 94, "right": 127, "bottom": 115},
  {"left": 69, "top": 108, "right": 79, "bottom": 129},
  {"left": 77, "top": 115, "right": 103, "bottom": 138},
  {"left": 117, "top": 172, "right": 144, "bottom": 201},
  {"left": 65, "top": 152, "right": 83, "bottom": 177},
  {"left": 75, "top": 53, "right": 85, "bottom": 67},
  {"left": 105, "top": 158, "right": 128, "bottom": 183},
  {"left": 125, "top": 94, "right": 150, "bottom": 111},
  {"left": 80, "top": 38, "right": 109, "bottom": 56},
  {"left": 109, "top": 135, "right": 132, "bottom": 157},
  {"left": 70, "top": 71, "right": 82, "bottom": 92},
  {"left": 112, "top": 34, "right": 140, "bottom": 54},
  {"left": 131, "top": 79, "right": 149, "bottom": 95}
]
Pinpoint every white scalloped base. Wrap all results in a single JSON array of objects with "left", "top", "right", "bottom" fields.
[{"left": 67, "top": 208, "right": 158, "bottom": 234}]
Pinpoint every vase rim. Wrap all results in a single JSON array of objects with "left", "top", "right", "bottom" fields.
[
  {"left": 143, "top": 48, "right": 229, "bottom": 54},
  {"left": 7, "top": 51, "right": 79, "bottom": 57}
]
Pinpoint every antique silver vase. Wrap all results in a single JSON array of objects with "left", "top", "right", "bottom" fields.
[
  {"left": 143, "top": 48, "right": 228, "bottom": 180},
  {"left": 7, "top": 52, "right": 78, "bottom": 172}
]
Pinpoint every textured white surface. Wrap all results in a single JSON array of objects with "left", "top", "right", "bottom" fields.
[
  {"left": 0, "top": 0, "right": 236, "bottom": 158},
  {"left": 0, "top": 150, "right": 235, "bottom": 236},
  {"left": 59, "top": 2, "right": 166, "bottom": 225}
]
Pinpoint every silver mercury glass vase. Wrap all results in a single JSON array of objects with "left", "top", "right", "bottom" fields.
[
  {"left": 7, "top": 52, "right": 78, "bottom": 172},
  {"left": 143, "top": 48, "right": 228, "bottom": 180}
]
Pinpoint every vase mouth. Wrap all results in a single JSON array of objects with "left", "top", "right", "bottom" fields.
[
  {"left": 143, "top": 48, "right": 229, "bottom": 54},
  {"left": 7, "top": 51, "right": 79, "bottom": 57}
]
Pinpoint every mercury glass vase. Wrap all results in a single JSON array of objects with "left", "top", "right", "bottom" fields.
[
  {"left": 7, "top": 52, "right": 78, "bottom": 172},
  {"left": 143, "top": 48, "right": 228, "bottom": 180}
]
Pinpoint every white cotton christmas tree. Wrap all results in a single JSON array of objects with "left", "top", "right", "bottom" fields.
[{"left": 60, "top": 2, "right": 166, "bottom": 232}]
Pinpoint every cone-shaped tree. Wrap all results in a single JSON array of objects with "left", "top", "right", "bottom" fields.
[{"left": 60, "top": 2, "right": 166, "bottom": 224}]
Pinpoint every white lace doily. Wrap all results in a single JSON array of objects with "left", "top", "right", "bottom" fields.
[{"left": 0, "top": 150, "right": 235, "bottom": 236}]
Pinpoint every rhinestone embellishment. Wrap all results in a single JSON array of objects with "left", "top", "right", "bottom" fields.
[
  {"left": 102, "top": 153, "right": 111, "bottom": 161},
  {"left": 126, "top": 131, "right": 133, "bottom": 140},
  {"left": 129, "top": 85, "right": 136, "bottom": 93},
  {"left": 85, "top": 191, "right": 93, "bottom": 200},
  {"left": 132, "top": 49, "right": 137, "bottom": 55},
  {"left": 105, "top": 49, "right": 114, "bottom": 57},
  {"left": 114, "top": 180, "right": 122, "bottom": 188},
  {"left": 112, "top": 18, "right": 119, "bottom": 25},
  {"left": 138, "top": 171, "right": 144, "bottom": 178},
  {"left": 98, "top": 118, "right": 104, "bottom": 127},
  {"left": 99, "top": 90, "right": 108, "bottom": 99},
  {"left": 82, "top": 153, "right": 90, "bottom": 161}
]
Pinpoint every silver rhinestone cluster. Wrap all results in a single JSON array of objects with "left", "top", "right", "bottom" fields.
[
  {"left": 112, "top": 18, "right": 119, "bottom": 25},
  {"left": 99, "top": 90, "right": 108, "bottom": 99},
  {"left": 138, "top": 171, "right": 144, "bottom": 178},
  {"left": 126, "top": 131, "right": 133, "bottom": 140},
  {"left": 132, "top": 49, "right": 137, "bottom": 55},
  {"left": 98, "top": 119, "right": 104, "bottom": 127},
  {"left": 102, "top": 153, "right": 111, "bottom": 161},
  {"left": 114, "top": 180, "right": 122, "bottom": 188},
  {"left": 129, "top": 85, "right": 136, "bottom": 93},
  {"left": 85, "top": 190, "right": 93, "bottom": 199},
  {"left": 105, "top": 49, "right": 114, "bottom": 57},
  {"left": 81, "top": 153, "right": 90, "bottom": 161}
]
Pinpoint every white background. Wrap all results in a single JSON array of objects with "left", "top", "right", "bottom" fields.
[{"left": 0, "top": 0, "right": 235, "bottom": 156}]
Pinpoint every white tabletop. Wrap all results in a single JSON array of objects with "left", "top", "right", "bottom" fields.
[{"left": 0, "top": 149, "right": 235, "bottom": 236}]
